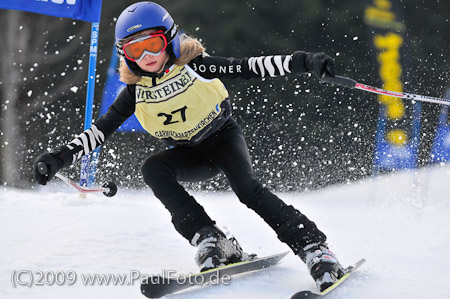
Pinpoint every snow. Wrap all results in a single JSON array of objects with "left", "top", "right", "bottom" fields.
[{"left": 2, "top": 164, "right": 450, "bottom": 299}]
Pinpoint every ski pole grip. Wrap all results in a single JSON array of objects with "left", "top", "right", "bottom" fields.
[
  {"left": 321, "top": 75, "right": 357, "bottom": 89},
  {"left": 37, "top": 162, "right": 49, "bottom": 175}
]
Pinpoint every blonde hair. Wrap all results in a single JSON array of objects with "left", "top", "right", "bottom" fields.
[{"left": 118, "top": 33, "right": 205, "bottom": 84}]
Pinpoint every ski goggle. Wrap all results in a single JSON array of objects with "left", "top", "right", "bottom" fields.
[{"left": 122, "top": 31, "right": 168, "bottom": 62}]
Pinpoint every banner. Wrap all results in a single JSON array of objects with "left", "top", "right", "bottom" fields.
[
  {"left": 364, "top": 0, "right": 422, "bottom": 173},
  {"left": 0, "top": 0, "right": 102, "bottom": 22},
  {"left": 99, "top": 47, "right": 145, "bottom": 132},
  {"left": 430, "top": 90, "right": 450, "bottom": 163}
]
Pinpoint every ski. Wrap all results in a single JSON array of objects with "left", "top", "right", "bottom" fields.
[
  {"left": 291, "top": 258, "right": 366, "bottom": 299},
  {"left": 140, "top": 251, "right": 289, "bottom": 298}
]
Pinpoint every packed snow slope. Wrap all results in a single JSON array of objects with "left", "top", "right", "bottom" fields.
[{"left": 1, "top": 164, "right": 450, "bottom": 299}]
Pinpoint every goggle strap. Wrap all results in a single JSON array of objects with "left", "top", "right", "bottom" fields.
[
  {"left": 116, "top": 42, "right": 124, "bottom": 56},
  {"left": 165, "top": 23, "right": 178, "bottom": 43}
]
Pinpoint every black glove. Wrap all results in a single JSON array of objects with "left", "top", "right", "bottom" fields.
[
  {"left": 305, "top": 52, "right": 336, "bottom": 79},
  {"left": 33, "top": 152, "right": 63, "bottom": 185}
]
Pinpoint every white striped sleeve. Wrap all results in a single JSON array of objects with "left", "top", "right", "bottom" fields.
[
  {"left": 248, "top": 54, "right": 293, "bottom": 78},
  {"left": 66, "top": 125, "right": 106, "bottom": 163}
]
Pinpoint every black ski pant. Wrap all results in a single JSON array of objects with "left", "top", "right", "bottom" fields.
[{"left": 141, "top": 117, "right": 326, "bottom": 254}]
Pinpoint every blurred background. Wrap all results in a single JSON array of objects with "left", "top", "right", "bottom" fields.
[{"left": 0, "top": 0, "right": 449, "bottom": 192}]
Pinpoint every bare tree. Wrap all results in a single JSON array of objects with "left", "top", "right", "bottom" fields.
[{"left": 0, "top": 10, "right": 89, "bottom": 187}]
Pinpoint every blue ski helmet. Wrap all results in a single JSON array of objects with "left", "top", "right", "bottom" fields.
[{"left": 115, "top": 2, "right": 180, "bottom": 58}]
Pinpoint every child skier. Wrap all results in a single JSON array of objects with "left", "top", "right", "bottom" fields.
[{"left": 34, "top": 1, "right": 345, "bottom": 291}]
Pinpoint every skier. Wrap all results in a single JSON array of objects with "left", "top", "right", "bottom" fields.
[{"left": 34, "top": 1, "right": 345, "bottom": 291}]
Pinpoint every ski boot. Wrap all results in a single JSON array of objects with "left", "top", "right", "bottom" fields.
[
  {"left": 191, "top": 225, "right": 255, "bottom": 272},
  {"left": 298, "top": 243, "right": 346, "bottom": 292}
]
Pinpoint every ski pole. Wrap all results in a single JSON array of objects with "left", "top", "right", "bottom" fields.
[
  {"left": 320, "top": 74, "right": 450, "bottom": 106},
  {"left": 37, "top": 162, "right": 117, "bottom": 197}
]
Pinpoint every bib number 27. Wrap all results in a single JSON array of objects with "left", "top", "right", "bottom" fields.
[{"left": 157, "top": 106, "right": 187, "bottom": 125}]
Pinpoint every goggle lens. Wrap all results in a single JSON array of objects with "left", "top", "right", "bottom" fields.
[{"left": 123, "top": 32, "right": 168, "bottom": 62}]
